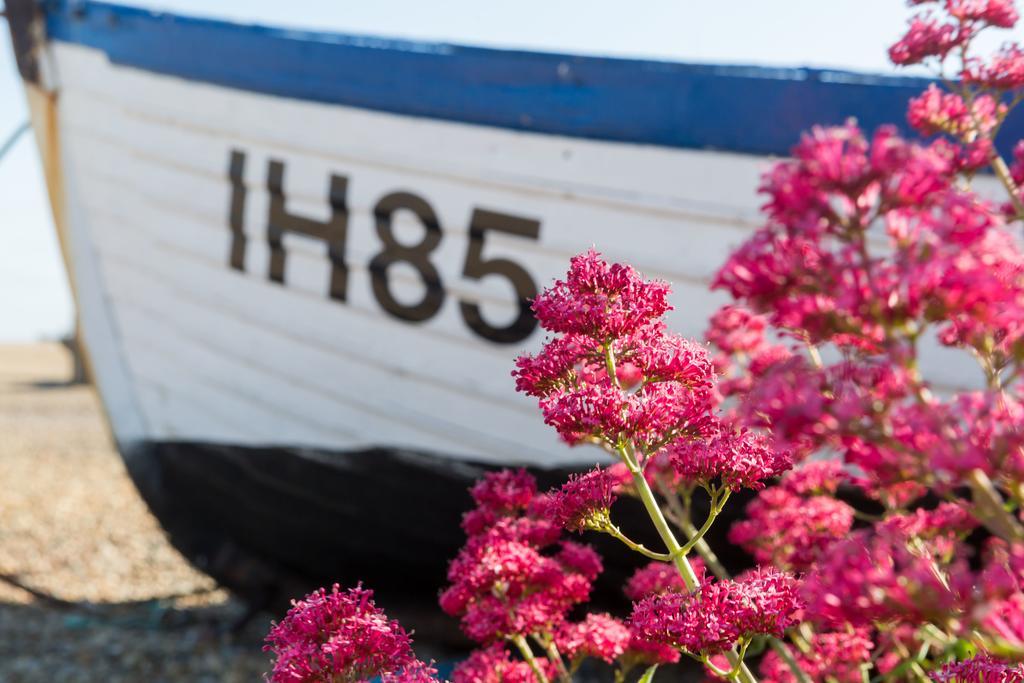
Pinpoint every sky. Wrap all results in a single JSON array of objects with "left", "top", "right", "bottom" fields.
[{"left": 1, "top": 0, "right": 1022, "bottom": 341}]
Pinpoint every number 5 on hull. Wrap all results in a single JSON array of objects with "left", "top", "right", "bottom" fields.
[{"left": 459, "top": 209, "right": 540, "bottom": 344}]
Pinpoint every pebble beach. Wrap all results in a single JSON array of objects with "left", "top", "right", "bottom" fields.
[{"left": 0, "top": 343, "right": 270, "bottom": 681}]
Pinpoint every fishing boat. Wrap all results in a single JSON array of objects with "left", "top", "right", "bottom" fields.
[{"left": 7, "top": 0, "right": 1018, "bottom": 635}]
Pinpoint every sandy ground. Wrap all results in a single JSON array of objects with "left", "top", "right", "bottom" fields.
[{"left": 0, "top": 343, "right": 270, "bottom": 682}]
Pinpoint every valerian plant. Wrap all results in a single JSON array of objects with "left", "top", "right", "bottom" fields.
[{"left": 262, "top": 1, "right": 1024, "bottom": 681}]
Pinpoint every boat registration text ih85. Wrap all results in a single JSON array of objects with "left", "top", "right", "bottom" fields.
[{"left": 227, "top": 150, "right": 543, "bottom": 345}]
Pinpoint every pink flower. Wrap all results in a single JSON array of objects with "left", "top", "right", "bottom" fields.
[
  {"left": 461, "top": 470, "right": 559, "bottom": 544},
  {"left": 706, "top": 305, "right": 770, "bottom": 356},
  {"left": 878, "top": 502, "right": 977, "bottom": 539},
  {"left": 978, "top": 539, "right": 1024, "bottom": 599},
  {"left": 666, "top": 429, "right": 792, "bottom": 491},
  {"left": 512, "top": 335, "right": 597, "bottom": 398},
  {"left": 264, "top": 584, "right": 435, "bottom": 683},
  {"left": 629, "top": 569, "right": 802, "bottom": 655},
  {"left": 904, "top": 85, "right": 1006, "bottom": 139},
  {"left": 531, "top": 249, "right": 671, "bottom": 338},
  {"left": 442, "top": 474, "right": 601, "bottom": 645},
  {"left": 947, "top": 0, "right": 1019, "bottom": 27},
  {"left": 440, "top": 526, "right": 598, "bottom": 642},
  {"left": 730, "top": 486, "right": 854, "bottom": 571},
  {"left": 907, "top": 85, "right": 969, "bottom": 136},
  {"left": 631, "top": 328, "right": 717, "bottom": 388},
  {"left": 517, "top": 334, "right": 717, "bottom": 448},
  {"left": 384, "top": 661, "right": 442, "bottom": 683},
  {"left": 972, "top": 540, "right": 1024, "bottom": 650},
  {"left": 969, "top": 44, "right": 1024, "bottom": 88},
  {"left": 801, "top": 524, "right": 971, "bottom": 628},
  {"left": 624, "top": 559, "right": 705, "bottom": 600},
  {"left": 555, "top": 613, "right": 632, "bottom": 664},
  {"left": 716, "top": 125, "right": 999, "bottom": 358},
  {"left": 731, "top": 355, "right": 832, "bottom": 459},
  {"left": 452, "top": 645, "right": 557, "bottom": 683},
  {"left": 781, "top": 461, "right": 847, "bottom": 495},
  {"left": 444, "top": 471, "right": 602, "bottom": 647},
  {"left": 556, "top": 540, "right": 604, "bottom": 580},
  {"left": 624, "top": 630, "right": 682, "bottom": 665},
  {"left": 547, "top": 466, "right": 619, "bottom": 532},
  {"left": 889, "top": 14, "right": 961, "bottom": 65},
  {"left": 469, "top": 469, "right": 536, "bottom": 514},
  {"left": 953, "top": 138, "right": 995, "bottom": 172},
  {"left": 516, "top": 253, "right": 718, "bottom": 450},
  {"left": 934, "top": 655, "right": 1024, "bottom": 683},
  {"left": 759, "top": 629, "right": 874, "bottom": 683},
  {"left": 975, "top": 592, "right": 1024, "bottom": 654}
]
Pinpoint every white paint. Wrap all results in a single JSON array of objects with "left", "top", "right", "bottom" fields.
[{"left": 49, "top": 42, "right": 986, "bottom": 467}]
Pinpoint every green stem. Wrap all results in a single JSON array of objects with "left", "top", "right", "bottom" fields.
[
  {"left": 605, "top": 343, "right": 621, "bottom": 389},
  {"left": 620, "top": 442, "right": 700, "bottom": 589},
  {"left": 534, "top": 634, "right": 571, "bottom": 683},
  {"left": 678, "top": 488, "right": 730, "bottom": 556},
  {"left": 967, "top": 468, "right": 1024, "bottom": 542},
  {"left": 618, "top": 441, "right": 758, "bottom": 683},
  {"left": 512, "top": 635, "right": 550, "bottom": 683},
  {"left": 703, "top": 655, "right": 736, "bottom": 679},
  {"left": 908, "top": 662, "right": 931, "bottom": 683},
  {"left": 604, "top": 524, "right": 673, "bottom": 561},
  {"left": 704, "top": 641, "right": 754, "bottom": 681},
  {"left": 671, "top": 485, "right": 814, "bottom": 683},
  {"left": 991, "top": 149, "right": 1024, "bottom": 221},
  {"left": 768, "top": 638, "right": 814, "bottom": 683}
]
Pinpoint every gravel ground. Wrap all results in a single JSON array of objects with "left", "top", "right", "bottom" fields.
[{"left": 0, "top": 343, "right": 270, "bottom": 682}]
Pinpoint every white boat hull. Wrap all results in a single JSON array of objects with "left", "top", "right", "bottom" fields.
[{"left": 52, "top": 41, "right": 783, "bottom": 465}]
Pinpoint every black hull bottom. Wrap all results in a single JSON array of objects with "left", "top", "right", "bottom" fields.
[{"left": 122, "top": 442, "right": 757, "bottom": 644}]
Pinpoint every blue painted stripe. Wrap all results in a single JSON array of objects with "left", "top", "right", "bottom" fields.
[{"left": 44, "top": 1, "right": 1024, "bottom": 156}]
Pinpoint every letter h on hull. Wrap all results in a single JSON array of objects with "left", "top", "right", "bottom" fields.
[
  {"left": 226, "top": 151, "right": 350, "bottom": 301},
  {"left": 266, "top": 159, "right": 350, "bottom": 301}
]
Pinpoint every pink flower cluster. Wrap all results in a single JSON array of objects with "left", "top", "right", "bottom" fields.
[
  {"left": 629, "top": 569, "right": 801, "bottom": 656},
  {"left": 889, "top": 14, "right": 962, "bottom": 65},
  {"left": 624, "top": 559, "right": 705, "bottom": 601},
  {"left": 546, "top": 466, "right": 619, "bottom": 533},
  {"left": 890, "top": 0, "right": 1020, "bottom": 67},
  {"left": 934, "top": 655, "right": 1024, "bottom": 683},
  {"left": 516, "top": 250, "right": 792, "bottom": 502},
  {"left": 799, "top": 508, "right": 975, "bottom": 629},
  {"left": 444, "top": 468, "right": 689, "bottom": 678},
  {"left": 712, "top": 120, "right": 1024, "bottom": 495},
  {"left": 759, "top": 629, "right": 874, "bottom": 683},
  {"left": 695, "top": 3, "right": 1024, "bottom": 676},
  {"left": 529, "top": 251, "right": 671, "bottom": 339},
  {"left": 440, "top": 469, "right": 600, "bottom": 644},
  {"left": 555, "top": 613, "right": 631, "bottom": 664},
  {"left": 715, "top": 122, "right": 1024, "bottom": 361},
  {"left": 514, "top": 250, "right": 718, "bottom": 451},
  {"left": 907, "top": 84, "right": 1004, "bottom": 143},
  {"left": 730, "top": 463, "right": 855, "bottom": 571},
  {"left": 890, "top": 0, "right": 1024, "bottom": 197},
  {"left": 263, "top": 584, "right": 437, "bottom": 683},
  {"left": 971, "top": 44, "right": 1024, "bottom": 89},
  {"left": 452, "top": 645, "right": 559, "bottom": 683},
  {"left": 665, "top": 429, "right": 792, "bottom": 492}
]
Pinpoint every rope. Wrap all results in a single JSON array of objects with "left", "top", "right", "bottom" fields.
[{"left": 0, "top": 120, "right": 30, "bottom": 164}]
